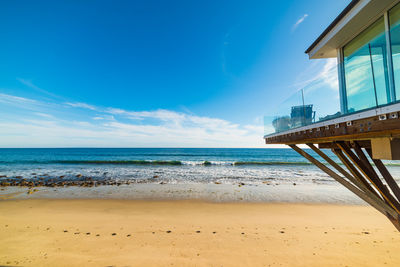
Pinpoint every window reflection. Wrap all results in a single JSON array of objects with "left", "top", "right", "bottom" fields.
[
  {"left": 389, "top": 2, "right": 400, "bottom": 100},
  {"left": 343, "top": 17, "right": 389, "bottom": 112}
]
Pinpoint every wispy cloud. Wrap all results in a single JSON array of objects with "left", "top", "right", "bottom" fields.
[
  {"left": 291, "top": 58, "right": 338, "bottom": 93},
  {"left": 34, "top": 112, "right": 54, "bottom": 119},
  {"left": 106, "top": 108, "right": 186, "bottom": 123},
  {"left": 292, "top": 14, "right": 308, "bottom": 31},
  {"left": 0, "top": 93, "right": 37, "bottom": 104},
  {"left": 0, "top": 93, "right": 265, "bottom": 148},
  {"left": 92, "top": 115, "right": 115, "bottom": 121},
  {"left": 318, "top": 58, "right": 338, "bottom": 90},
  {"left": 17, "top": 78, "right": 61, "bottom": 99},
  {"left": 65, "top": 102, "right": 98, "bottom": 111}
]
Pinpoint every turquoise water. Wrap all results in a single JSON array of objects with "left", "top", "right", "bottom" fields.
[
  {"left": 0, "top": 148, "right": 399, "bottom": 185},
  {"left": 0, "top": 148, "right": 318, "bottom": 165}
]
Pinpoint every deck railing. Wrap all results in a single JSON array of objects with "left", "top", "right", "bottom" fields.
[{"left": 264, "top": 81, "right": 341, "bottom": 136}]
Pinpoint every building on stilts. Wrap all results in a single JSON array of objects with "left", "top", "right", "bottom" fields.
[{"left": 265, "top": 0, "right": 400, "bottom": 231}]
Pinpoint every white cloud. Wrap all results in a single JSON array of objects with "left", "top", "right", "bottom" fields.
[
  {"left": 105, "top": 107, "right": 125, "bottom": 114},
  {"left": 17, "top": 78, "right": 42, "bottom": 91},
  {"left": 65, "top": 102, "right": 98, "bottom": 111},
  {"left": 319, "top": 58, "right": 338, "bottom": 89},
  {"left": 292, "top": 14, "right": 309, "bottom": 31},
  {"left": 34, "top": 112, "right": 54, "bottom": 119},
  {"left": 0, "top": 93, "right": 265, "bottom": 148},
  {"left": 17, "top": 78, "right": 61, "bottom": 99},
  {"left": 0, "top": 93, "right": 37, "bottom": 104},
  {"left": 115, "top": 109, "right": 187, "bottom": 123},
  {"left": 92, "top": 115, "right": 115, "bottom": 121},
  {"left": 291, "top": 58, "right": 338, "bottom": 93}
]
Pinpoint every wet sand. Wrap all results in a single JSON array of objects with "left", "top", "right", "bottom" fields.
[
  {"left": 1, "top": 199, "right": 400, "bottom": 266},
  {"left": 0, "top": 183, "right": 364, "bottom": 204}
]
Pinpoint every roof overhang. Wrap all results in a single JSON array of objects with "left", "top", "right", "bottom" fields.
[{"left": 306, "top": 0, "right": 398, "bottom": 59}]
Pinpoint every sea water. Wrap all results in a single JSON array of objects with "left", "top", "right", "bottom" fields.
[
  {"left": 1, "top": 148, "right": 399, "bottom": 185},
  {"left": 1, "top": 148, "right": 400, "bottom": 203}
]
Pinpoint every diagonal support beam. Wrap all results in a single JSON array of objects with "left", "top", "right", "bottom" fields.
[
  {"left": 332, "top": 148, "right": 380, "bottom": 199},
  {"left": 307, "top": 144, "right": 385, "bottom": 204},
  {"left": 353, "top": 142, "right": 377, "bottom": 175},
  {"left": 307, "top": 144, "right": 356, "bottom": 182},
  {"left": 288, "top": 144, "right": 398, "bottom": 219},
  {"left": 307, "top": 143, "right": 392, "bottom": 210},
  {"left": 365, "top": 147, "right": 400, "bottom": 203},
  {"left": 331, "top": 147, "right": 400, "bottom": 230},
  {"left": 353, "top": 142, "right": 400, "bottom": 209},
  {"left": 336, "top": 142, "right": 400, "bottom": 214}
]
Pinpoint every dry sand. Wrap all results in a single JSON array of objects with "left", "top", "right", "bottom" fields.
[{"left": 1, "top": 199, "right": 400, "bottom": 266}]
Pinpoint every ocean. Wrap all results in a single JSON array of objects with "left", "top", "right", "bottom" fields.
[
  {"left": 1, "top": 148, "right": 400, "bottom": 203},
  {"left": 1, "top": 148, "right": 399, "bottom": 185}
]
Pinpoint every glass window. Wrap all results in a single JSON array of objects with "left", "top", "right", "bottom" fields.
[
  {"left": 389, "top": 2, "right": 400, "bottom": 101},
  {"left": 343, "top": 17, "right": 389, "bottom": 112}
]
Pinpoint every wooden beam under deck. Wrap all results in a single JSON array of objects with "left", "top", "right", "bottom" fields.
[
  {"left": 265, "top": 112, "right": 400, "bottom": 145},
  {"left": 318, "top": 140, "right": 371, "bottom": 149},
  {"left": 289, "top": 144, "right": 400, "bottom": 231}
]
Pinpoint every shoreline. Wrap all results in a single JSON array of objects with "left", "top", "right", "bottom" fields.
[
  {"left": 1, "top": 183, "right": 365, "bottom": 204},
  {"left": 1, "top": 199, "right": 399, "bottom": 266}
]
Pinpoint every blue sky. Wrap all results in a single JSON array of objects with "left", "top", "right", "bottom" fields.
[{"left": 0, "top": 0, "right": 350, "bottom": 147}]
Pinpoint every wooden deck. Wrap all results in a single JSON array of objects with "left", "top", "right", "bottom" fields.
[{"left": 265, "top": 110, "right": 400, "bottom": 145}]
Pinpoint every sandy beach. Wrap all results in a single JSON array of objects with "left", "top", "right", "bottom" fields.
[{"left": 1, "top": 199, "right": 400, "bottom": 266}]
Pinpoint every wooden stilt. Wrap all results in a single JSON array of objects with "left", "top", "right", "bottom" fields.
[
  {"left": 365, "top": 147, "right": 400, "bottom": 203},
  {"left": 331, "top": 147, "right": 400, "bottom": 231},
  {"left": 336, "top": 142, "right": 400, "bottom": 214},
  {"left": 352, "top": 142, "right": 400, "bottom": 210},
  {"left": 288, "top": 145, "right": 398, "bottom": 219},
  {"left": 306, "top": 144, "right": 397, "bottom": 215},
  {"left": 332, "top": 148, "right": 380, "bottom": 199},
  {"left": 307, "top": 144, "right": 356, "bottom": 181},
  {"left": 352, "top": 142, "right": 376, "bottom": 175},
  {"left": 387, "top": 215, "right": 400, "bottom": 232},
  {"left": 307, "top": 144, "right": 381, "bottom": 201},
  {"left": 289, "top": 144, "right": 400, "bottom": 231}
]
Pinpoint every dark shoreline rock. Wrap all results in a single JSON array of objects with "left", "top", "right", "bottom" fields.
[{"left": 0, "top": 175, "right": 134, "bottom": 188}]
